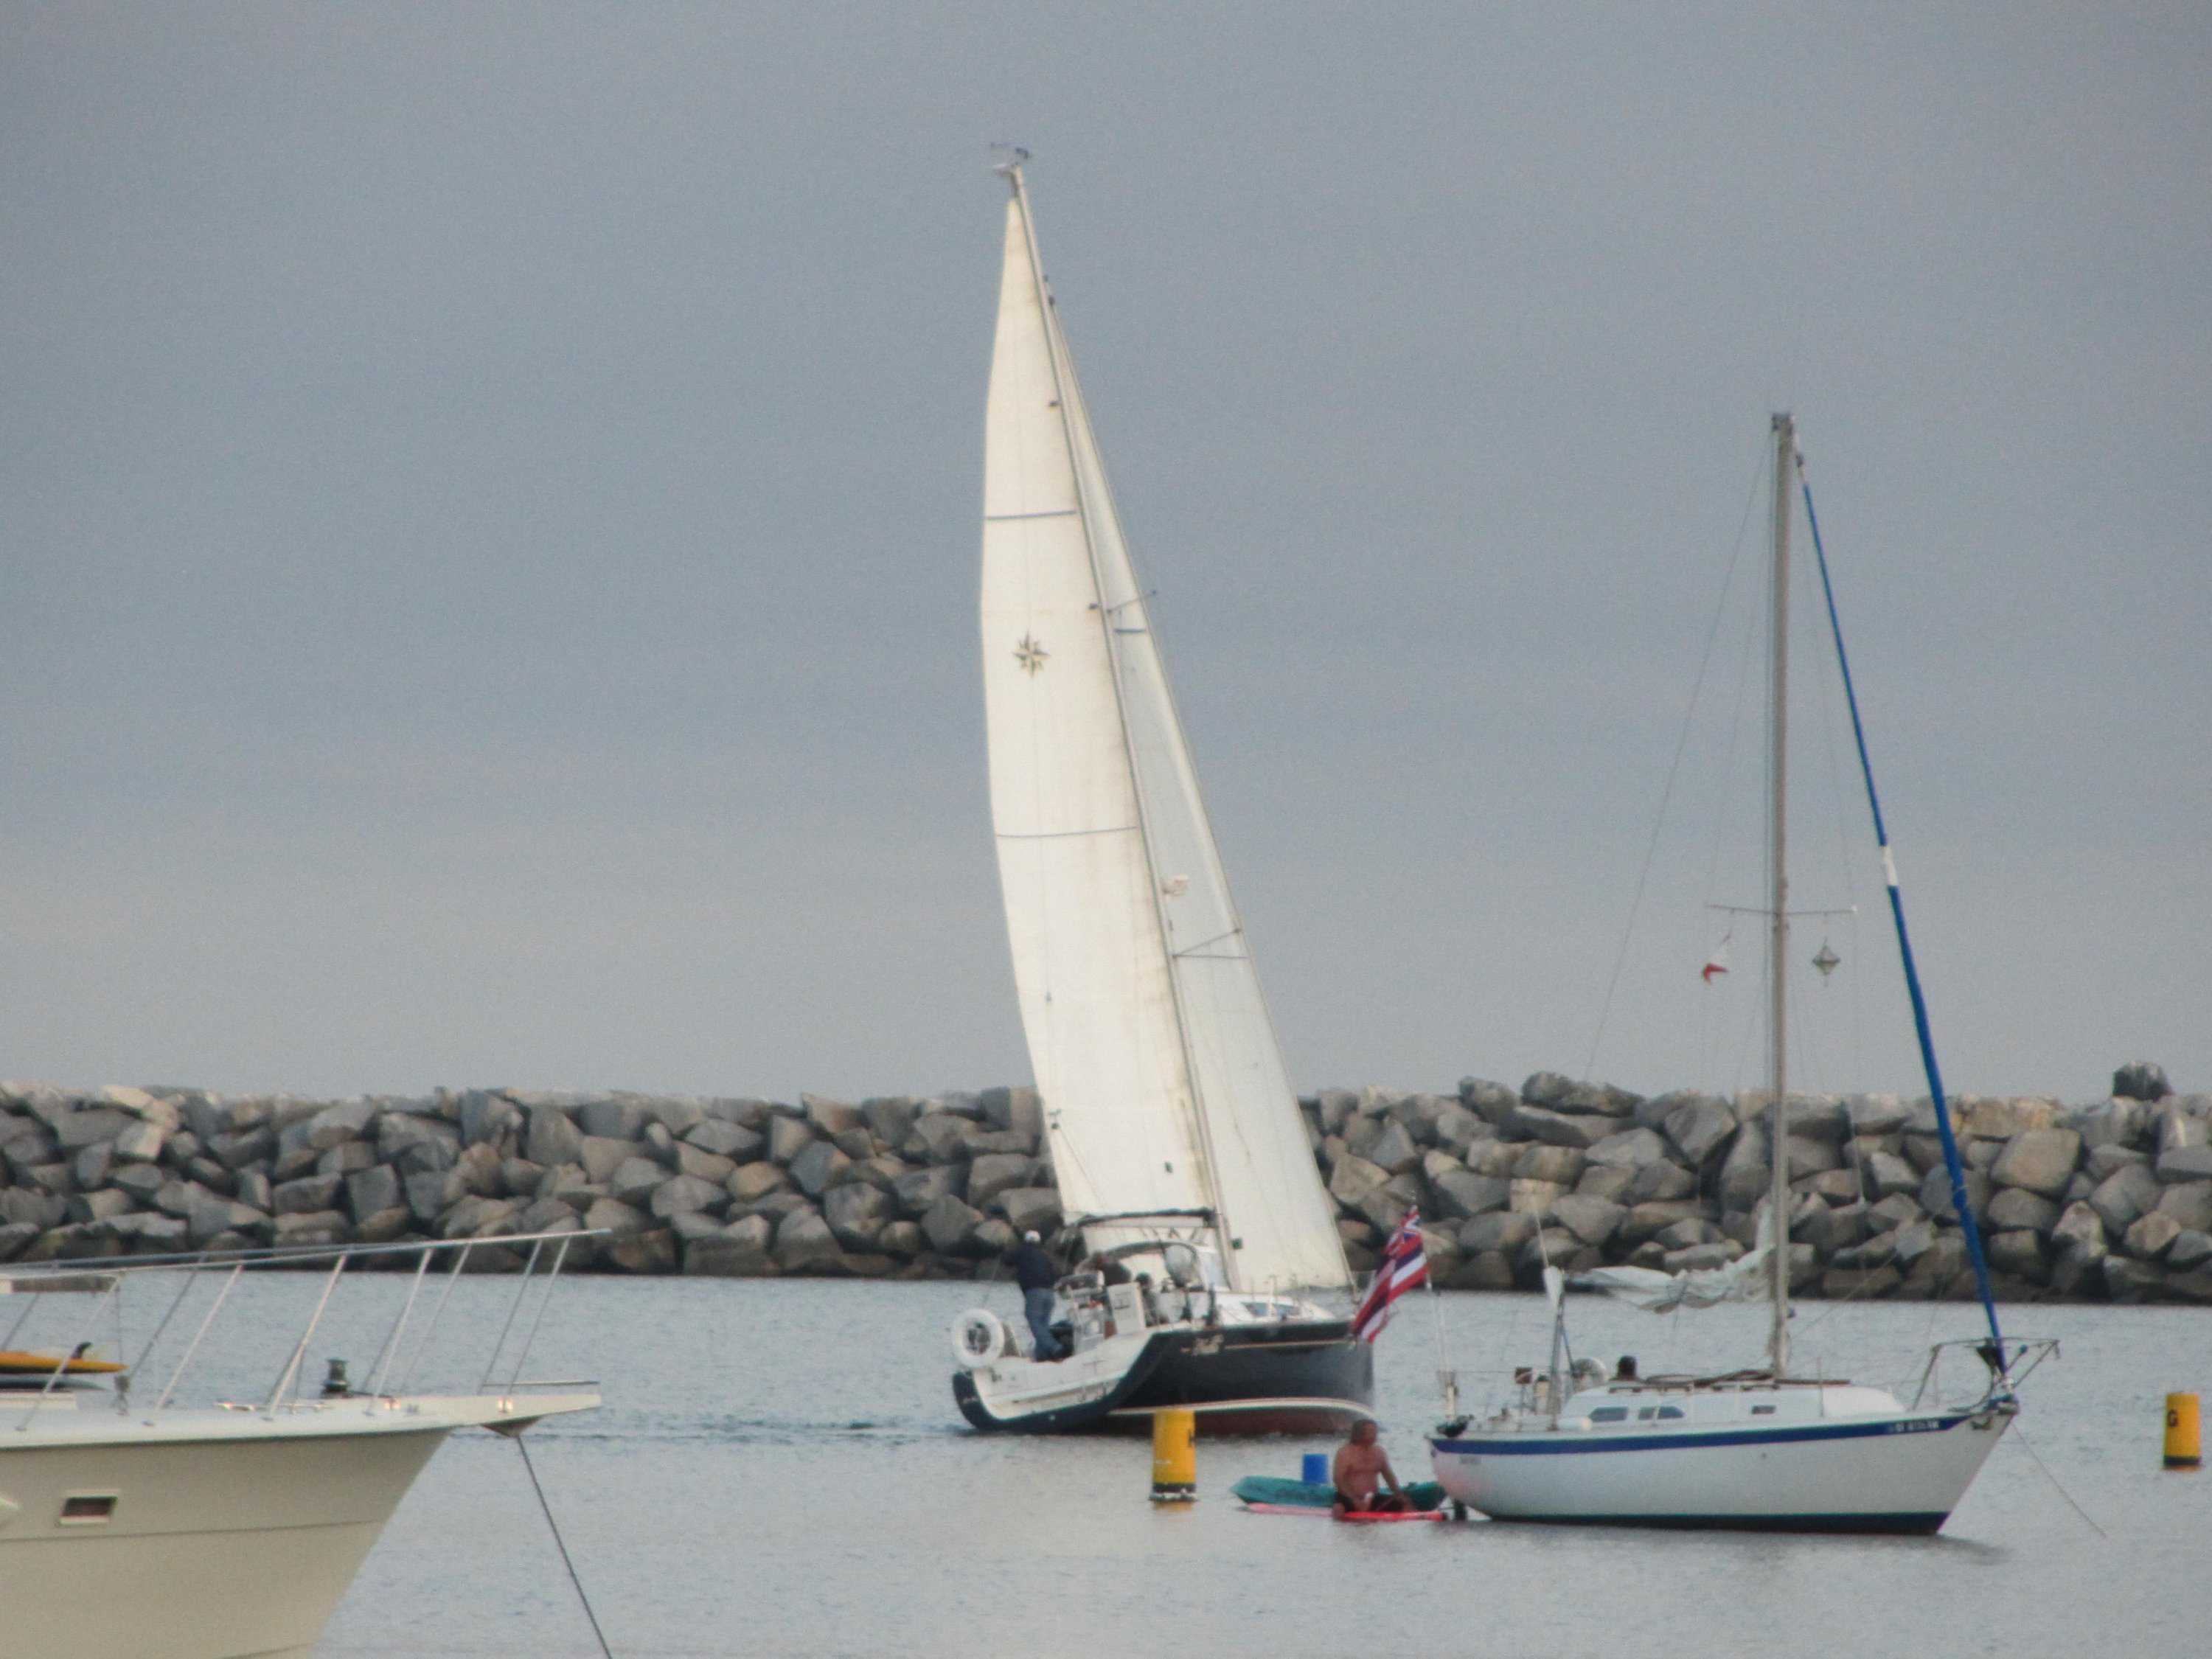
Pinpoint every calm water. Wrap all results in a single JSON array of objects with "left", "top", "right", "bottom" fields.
[{"left": 52, "top": 1272, "right": 2205, "bottom": 1657}]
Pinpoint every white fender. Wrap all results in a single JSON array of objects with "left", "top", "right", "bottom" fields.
[{"left": 951, "top": 1309, "right": 1009, "bottom": 1370}]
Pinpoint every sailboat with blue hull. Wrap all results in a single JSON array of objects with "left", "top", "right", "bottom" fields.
[{"left": 1429, "top": 414, "right": 2049, "bottom": 1533}]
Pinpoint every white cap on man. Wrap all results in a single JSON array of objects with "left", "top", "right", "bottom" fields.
[{"left": 1023, "top": 1231, "right": 1041, "bottom": 1243}]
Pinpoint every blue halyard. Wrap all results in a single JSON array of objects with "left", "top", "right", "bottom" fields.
[{"left": 1797, "top": 463, "right": 2007, "bottom": 1363}]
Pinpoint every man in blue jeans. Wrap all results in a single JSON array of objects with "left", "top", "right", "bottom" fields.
[{"left": 1003, "top": 1230, "right": 1065, "bottom": 1361}]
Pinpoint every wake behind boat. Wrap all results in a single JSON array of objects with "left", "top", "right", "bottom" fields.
[
  {"left": 952, "top": 159, "right": 1368, "bottom": 1435},
  {"left": 1429, "top": 416, "right": 2050, "bottom": 1532}
]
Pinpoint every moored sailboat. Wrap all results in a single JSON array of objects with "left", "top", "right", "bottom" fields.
[
  {"left": 1427, "top": 414, "right": 2049, "bottom": 1531},
  {"left": 950, "top": 159, "right": 1368, "bottom": 1435}
]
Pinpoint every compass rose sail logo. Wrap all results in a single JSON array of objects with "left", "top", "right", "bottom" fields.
[{"left": 1013, "top": 634, "right": 1048, "bottom": 675}]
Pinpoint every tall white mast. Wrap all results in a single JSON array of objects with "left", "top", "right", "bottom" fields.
[{"left": 1767, "top": 411, "right": 1795, "bottom": 1378}]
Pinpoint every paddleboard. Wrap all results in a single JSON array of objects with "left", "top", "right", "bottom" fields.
[{"left": 1242, "top": 1501, "right": 1445, "bottom": 1523}]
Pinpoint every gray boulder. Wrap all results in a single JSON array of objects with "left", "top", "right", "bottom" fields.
[
  {"left": 1719, "top": 1122, "right": 1771, "bottom": 1212},
  {"left": 580, "top": 1099, "right": 650, "bottom": 1141},
  {"left": 674, "top": 1143, "right": 736, "bottom": 1185},
  {"left": 1364, "top": 1119, "right": 1422, "bottom": 1175},
  {"left": 965, "top": 1152, "right": 1037, "bottom": 1210},
  {"left": 801, "top": 1093, "right": 866, "bottom": 1137},
  {"left": 891, "top": 1164, "right": 964, "bottom": 1217},
  {"left": 54, "top": 1109, "right": 131, "bottom": 1150},
  {"left": 1429, "top": 1169, "right": 1509, "bottom": 1222},
  {"left": 1513, "top": 1144, "right": 1586, "bottom": 1185},
  {"left": 2155, "top": 1145, "right": 2212, "bottom": 1183},
  {"left": 1985, "top": 1229, "right": 2049, "bottom": 1284},
  {"left": 1520, "top": 1071, "right": 1576, "bottom": 1107},
  {"left": 271, "top": 1175, "right": 344, "bottom": 1217},
  {"left": 1989, "top": 1128, "right": 2081, "bottom": 1197},
  {"left": 1451, "top": 1212, "right": 1540, "bottom": 1256},
  {"left": 2049, "top": 1201, "right": 2106, "bottom": 1251},
  {"left": 900, "top": 1113, "right": 975, "bottom": 1165},
  {"left": 787, "top": 1140, "right": 852, "bottom": 1199},
  {"left": 440, "top": 1195, "right": 518, "bottom": 1239},
  {"left": 2090, "top": 1161, "right": 2163, "bottom": 1235},
  {"left": 1983, "top": 1187, "right": 2059, "bottom": 1235},
  {"left": 767, "top": 1115, "right": 817, "bottom": 1165},
  {"left": 920, "top": 1194, "right": 986, "bottom": 1256},
  {"left": 1327, "top": 1154, "right": 1390, "bottom": 1207},
  {"left": 524, "top": 1107, "right": 585, "bottom": 1170},
  {"left": 113, "top": 1120, "right": 166, "bottom": 1164},
  {"left": 726, "top": 1161, "right": 791, "bottom": 1204},
  {"left": 405, "top": 1169, "right": 462, "bottom": 1225},
  {"left": 1917, "top": 1164, "right": 1992, "bottom": 1225},
  {"left": 684, "top": 1119, "right": 763, "bottom": 1162},
  {"left": 2113, "top": 1062, "right": 2171, "bottom": 1102},
  {"left": 1550, "top": 1194, "right": 1624, "bottom": 1247},
  {"left": 2167, "top": 1230, "right": 2212, "bottom": 1273},
  {"left": 609, "top": 1158, "right": 666, "bottom": 1207},
  {"left": 1622, "top": 1161, "right": 1697, "bottom": 1206},
  {"left": 996, "top": 1188, "right": 1062, "bottom": 1236},
  {"left": 824, "top": 1181, "right": 897, "bottom": 1248},
  {"left": 1616, "top": 1200, "right": 1705, "bottom": 1248},
  {"left": 2125, "top": 1211, "right": 2183, "bottom": 1259},
  {"left": 458, "top": 1096, "right": 520, "bottom": 1148},
  {"left": 772, "top": 1207, "right": 842, "bottom": 1271},
  {"left": 1502, "top": 1105, "right": 1607, "bottom": 1150},
  {"left": 648, "top": 1175, "right": 727, "bottom": 1220},
  {"left": 1846, "top": 1093, "right": 1910, "bottom": 1138},
  {"left": 609, "top": 1229, "right": 678, "bottom": 1273},
  {"left": 274, "top": 1210, "right": 350, "bottom": 1248},
  {"left": 2157, "top": 1181, "right": 2212, "bottom": 1234},
  {"left": 582, "top": 1197, "right": 651, "bottom": 1237},
  {"left": 860, "top": 1096, "right": 920, "bottom": 1150},
  {"left": 2102, "top": 1256, "right": 2166, "bottom": 1302},
  {"left": 1586, "top": 1128, "right": 1672, "bottom": 1171},
  {"left": 1858, "top": 1150, "right": 1921, "bottom": 1201},
  {"left": 578, "top": 1135, "right": 633, "bottom": 1184},
  {"left": 685, "top": 1215, "right": 776, "bottom": 1276}
]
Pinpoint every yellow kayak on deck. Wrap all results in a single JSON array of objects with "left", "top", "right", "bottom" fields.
[{"left": 0, "top": 1349, "right": 126, "bottom": 1375}]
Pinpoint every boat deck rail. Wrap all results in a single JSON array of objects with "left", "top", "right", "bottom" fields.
[{"left": 3, "top": 1229, "right": 607, "bottom": 1431}]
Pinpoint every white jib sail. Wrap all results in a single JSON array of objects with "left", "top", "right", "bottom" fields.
[{"left": 981, "top": 171, "right": 1350, "bottom": 1294}]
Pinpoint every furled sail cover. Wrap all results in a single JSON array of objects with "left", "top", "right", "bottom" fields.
[{"left": 980, "top": 176, "right": 1350, "bottom": 1293}]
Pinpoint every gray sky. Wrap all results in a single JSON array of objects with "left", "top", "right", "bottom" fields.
[{"left": 3, "top": 5, "right": 2205, "bottom": 1105}]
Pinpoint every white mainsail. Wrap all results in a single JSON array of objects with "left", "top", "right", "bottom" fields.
[{"left": 980, "top": 168, "right": 1349, "bottom": 1294}]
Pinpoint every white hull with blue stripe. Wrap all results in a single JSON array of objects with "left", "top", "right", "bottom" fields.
[{"left": 1430, "top": 1378, "right": 2014, "bottom": 1534}]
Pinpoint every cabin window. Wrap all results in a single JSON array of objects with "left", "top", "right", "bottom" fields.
[
  {"left": 1751, "top": 1405, "right": 1777, "bottom": 1416},
  {"left": 60, "top": 1494, "right": 116, "bottom": 1524},
  {"left": 1657, "top": 1407, "right": 1685, "bottom": 1420},
  {"left": 1589, "top": 1407, "right": 1628, "bottom": 1423}
]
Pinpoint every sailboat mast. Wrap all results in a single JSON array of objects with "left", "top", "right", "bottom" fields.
[{"left": 1767, "top": 411, "right": 1794, "bottom": 1379}]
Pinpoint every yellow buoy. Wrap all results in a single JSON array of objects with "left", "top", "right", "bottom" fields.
[
  {"left": 1150, "top": 1407, "right": 1197, "bottom": 1502},
  {"left": 2165, "top": 1393, "right": 2200, "bottom": 1469}
]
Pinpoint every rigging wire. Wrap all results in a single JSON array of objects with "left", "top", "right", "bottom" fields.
[
  {"left": 1584, "top": 451, "right": 1770, "bottom": 1079},
  {"left": 517, "top": 1436, "right": 617, "bottom": 1659}
]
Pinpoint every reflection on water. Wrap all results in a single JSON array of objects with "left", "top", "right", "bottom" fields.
[{"left": 146, "top": 1274, "right": 2197, "bottom": 1657}]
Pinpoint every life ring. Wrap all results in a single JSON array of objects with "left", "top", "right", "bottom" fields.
[{"left": 950, "top": 1309, "right": 1008, "bottom": 1370}]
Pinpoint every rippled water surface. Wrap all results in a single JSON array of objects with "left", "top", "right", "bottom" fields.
[{"left": 84, "top": 1271, "right": 2201, "bottom": 1657}]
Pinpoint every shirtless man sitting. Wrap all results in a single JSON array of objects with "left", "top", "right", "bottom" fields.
[{"left": 1330, "top": 1420, "right": 1409, "bottom": 1517}]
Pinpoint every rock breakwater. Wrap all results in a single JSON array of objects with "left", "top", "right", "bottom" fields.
[{"left": 1, "top": 1069, "right": 2205, "bottom": 1302}]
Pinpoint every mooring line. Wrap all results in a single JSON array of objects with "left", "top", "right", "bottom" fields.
[
  {"left": 516, "top": 1436, "right": 616, "bottom": 1659},
  {"left": 2008, "top": 1419, "right": 2109, "bottom": 1540}
]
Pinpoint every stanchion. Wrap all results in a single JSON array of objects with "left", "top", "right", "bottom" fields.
[
  {"left": 2165, "top": 1393, "right": 2199, "bottom": 1469},
  {"left": 1150, "top": 1407, "right": 1197, "bottom": 1502}
]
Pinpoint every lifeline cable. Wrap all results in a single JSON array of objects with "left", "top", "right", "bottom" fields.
[{"left": 516, "top": 1436, "right": 616, "bottom": 1659}]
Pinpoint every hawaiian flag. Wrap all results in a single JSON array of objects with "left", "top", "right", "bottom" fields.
[{"left": 1351, "top": 1207, "right": 1429, "bottom": 1343}]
